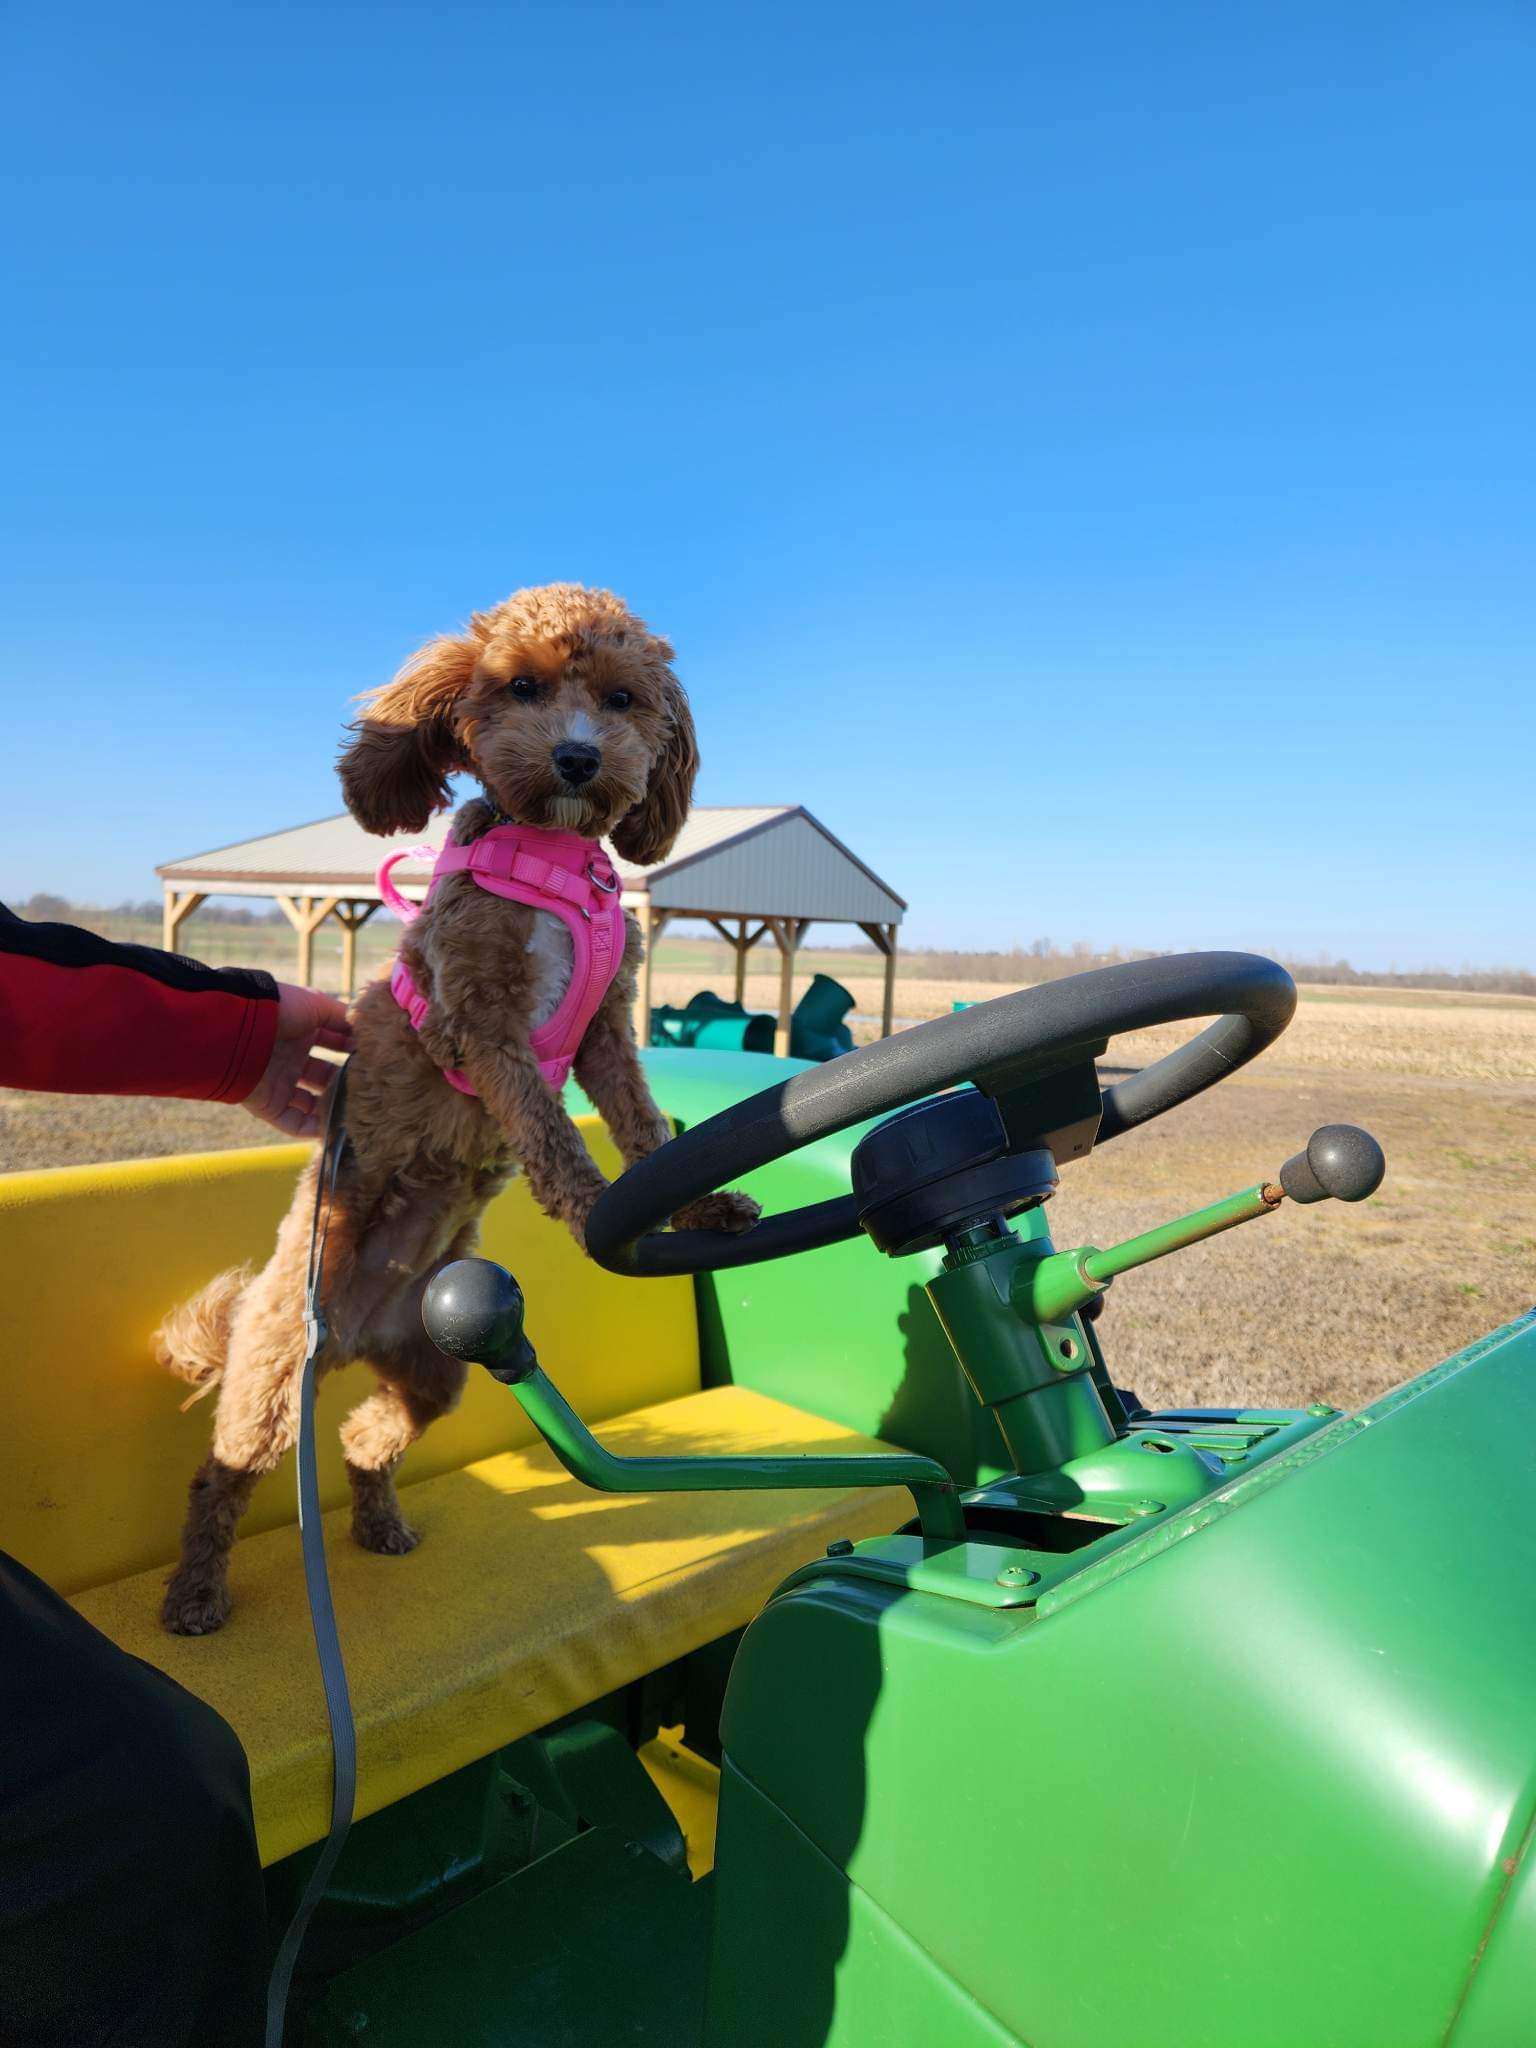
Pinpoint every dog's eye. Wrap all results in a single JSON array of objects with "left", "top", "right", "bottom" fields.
[
  {"left": 507, "top": 676, "right": 541, "bottom": 702},
  {"left": 605, "top": 689, "right": 633, "bottom": 711}
]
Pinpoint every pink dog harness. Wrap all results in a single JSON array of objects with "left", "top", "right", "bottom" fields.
[{"left": 377, "top": 823, "right": 626, "bottom": 1095}]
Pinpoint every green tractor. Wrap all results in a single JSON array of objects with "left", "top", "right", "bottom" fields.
[{"left": 7, "top": 953, "right": 1533, "bottom": 2045}]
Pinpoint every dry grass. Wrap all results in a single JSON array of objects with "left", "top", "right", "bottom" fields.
[
  {"left": 652, "top": 962, "right": 1536, "bottom": 1086},
  {"left": 4, "top": 937, "right": 1531, "bottom": 1419},
  {"left": 1109, "top": 995, "right": 1536, "bottom": 1087},
  {"left": 1058, "top": 1064, "right": 1535, "bottom": 1414}
]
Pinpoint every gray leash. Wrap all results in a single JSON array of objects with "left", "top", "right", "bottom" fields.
[{"left": 264, "top": 1061, "right": 357, "bottom": 2048}]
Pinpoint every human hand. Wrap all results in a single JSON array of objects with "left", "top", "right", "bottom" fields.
[{"left": 241, "top": 983, "right": 355, "bottom": 1139}]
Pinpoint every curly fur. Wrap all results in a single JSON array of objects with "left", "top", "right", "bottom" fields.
[
  {"left": 155, "top": 1263, "right": 252, "bottom": 1397},
  {"left": 159, "top": 584, "right": 758, "bottom": 1635}
]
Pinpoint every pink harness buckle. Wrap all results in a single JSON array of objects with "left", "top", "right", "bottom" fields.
[{"left": 377, "top": 824, "right": 627, "bottom": 1095}]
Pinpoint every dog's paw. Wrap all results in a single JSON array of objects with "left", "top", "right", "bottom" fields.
[
  {"left": 671, "top": 1189, "right": 761, "bottom": 1235},
  {"left": 353, "top": 1514, "right": 421, "bottom": 1557},
  {"left": 161, "top": 1573, "right": 231, "bottom": 1637}
]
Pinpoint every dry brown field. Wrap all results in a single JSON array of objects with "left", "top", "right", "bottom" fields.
[{"left": 3, "top": 931, "right": 1531, "bottom": 1418}]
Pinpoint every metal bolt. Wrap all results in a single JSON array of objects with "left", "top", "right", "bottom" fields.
[
  {"left": 1129, "top": 1499, "right": 1163, "bottom": 1516},
  {"left": 826, "top": 1537, "right": 855, "bottom": 1558},
  {"left": 995, "top": 1563, "right": 1039, "bottom": 1587},
  {"left": 1307, "top": 1402, "right": 1338, "bottom": 1418}
]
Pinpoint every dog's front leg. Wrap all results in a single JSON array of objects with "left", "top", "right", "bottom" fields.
[
  {"left": 572, "top": 997, "right": 672, "bottom": 1167},
  {"left": 573, "top": 998, "right": 761, "bottom": 1236},
  {"left": 461, "top": 1042, "right": 611, "bottom": 1245}
]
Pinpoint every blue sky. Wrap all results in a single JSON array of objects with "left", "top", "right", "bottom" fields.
[{"left": 2, "top": 2, "right": 1532, "bottom": 967}]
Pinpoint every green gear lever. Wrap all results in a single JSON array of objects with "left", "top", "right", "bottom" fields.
[
  {"left": 1014, "top": 1124, "right": 1386, "bottom": 1331},
  {"left": 422, "top": 1258, "right": 967, "bottom": 1542}
]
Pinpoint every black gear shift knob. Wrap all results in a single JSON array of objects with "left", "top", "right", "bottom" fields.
[
  {"left": 1279, "top": 1125, "right": 1386, "bottom": 1205},
  {"left": 423, "top": 1258, "right": 539, "bottom": 1383}
]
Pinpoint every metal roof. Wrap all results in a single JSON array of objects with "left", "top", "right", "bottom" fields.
[
  {"left": 633, "top": 807, "right": 905, "bottom": 920},
  {"left": 158, "top": 813, "right": 437, "bottom": 895},
  {"left": 158, "top": 804, "right": 904, "bottom": 923}
]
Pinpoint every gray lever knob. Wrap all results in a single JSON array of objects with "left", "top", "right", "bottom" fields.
[
  {"left": 1279, "top": 1125, "right": 1386, "bottom": 1205},
  {"left": 422, "top": 1258, "right": 539, "bottom": 1383}
]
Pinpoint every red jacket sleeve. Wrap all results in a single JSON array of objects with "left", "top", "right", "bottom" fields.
[{"left": 0, "top": 907, "right": 279, "bottom": 1104}]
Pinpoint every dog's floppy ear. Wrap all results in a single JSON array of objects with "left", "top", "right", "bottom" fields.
[
  {"left": 338, "top": 632, "right": 480, "bottom": 836},
  {"left": 611, "top": 668, "right": 698, "bottom": 866}
]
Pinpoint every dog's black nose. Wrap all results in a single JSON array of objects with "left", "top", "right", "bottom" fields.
[{"left": 552, "top": 741, "right": 601, "bottom": 787}]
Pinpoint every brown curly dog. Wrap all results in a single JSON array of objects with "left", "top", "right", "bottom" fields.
[{"left": 156, "top": 583, "right": 759, "bottom": 1634}]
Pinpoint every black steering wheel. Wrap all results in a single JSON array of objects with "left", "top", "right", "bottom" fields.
[{"left": 586, "top": 951, "right": 1296, "bottom": 1278}]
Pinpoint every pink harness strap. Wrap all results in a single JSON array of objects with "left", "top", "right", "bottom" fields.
[{"left": 377, "top": 824, "right": 625, "bottom": 1094}]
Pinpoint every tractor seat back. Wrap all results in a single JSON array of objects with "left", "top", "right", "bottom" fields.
[{"left": 0, "top": 1129, "right": 700, "bottom": 1597}]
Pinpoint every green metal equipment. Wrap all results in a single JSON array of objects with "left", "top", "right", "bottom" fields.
[
  {"left": 650, "top": 972, "right": 857, "bottom": 1061},
  {"left": 283, "top": 953, "right": 1531, "bottom": 2046},
  {"left": 649, "top": 988, "right": 775, "bottom": 1054}
]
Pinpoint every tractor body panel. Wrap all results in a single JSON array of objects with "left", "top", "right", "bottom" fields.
[
  {"left": 709, "top": 1310, "right": 1536, "bottom": 2048},
  {"left": 11, "top": 1045, "right": 1532, "bottom": 2045}
]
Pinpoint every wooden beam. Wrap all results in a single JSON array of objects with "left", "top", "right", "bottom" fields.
[
  {"left": 729, "top": 918, "right": 771, "bottom": 1002},
  {"left": 274, "top": 893, "right": 341, "bottom": 986},
  {"left": 334, "top": 900, "right": 380, "bottom": 997},
  {"left": 766, "top": 917, "right": 810, "bottom": 1058},
  {"left": 857, "top": 922, "right": 900, "bottom": 1037},
  {"left": 296, "top": 897, "right": 317, "bottom": 987},
  {"left": 633, "top": 900, "right": 653, "bottom": 1043},
  {"left": 161, "top": 888, "right": 207, "bottom": 954},
  {"left": 633, "top": 899, "right": 669, "bottom": 1045}
]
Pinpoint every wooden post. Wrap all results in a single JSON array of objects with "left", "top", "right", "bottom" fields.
[
  {"left": 297, "top": 896, "right": 315, "bottom": 985},
  {"left": 161, "top": 888, "right": 207, "bottom": 954},
  {"left": 767, "top": 918, "right": 808, "bottom": 1058},
  {"left": 632, "top": 899, "right": 654, "bottom": 1045},
  {"left": 631, "top": 900, "right": 669, "bottom": 1044},
  {"left": 275, "top": 894, "right": 341, "bottom": 987},
  {"left": 703, "top": 917, "right": 743, "bottom": 1004},
  {"left": 860, "top": 921, "right": 900, "bottom": 1038},
  {"left": 338, "top": 904, "right": 358, "bottom": 998},
  {"left": 730, "top": 921, "right": 768, "bottom": 1006},
  {"left": 334, "top": 900, "right": 380, "bottom": 997}
]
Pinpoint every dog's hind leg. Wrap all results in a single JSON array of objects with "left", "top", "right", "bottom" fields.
[
  {"left": 162, "top": 1455, "right": 261, "bottom": 1636},
  {"left": 340, "top": 1336, "right": 468, "bottom": 1556},
  {"left": 162, "top": 1166, "right": 357, "bottom": 1636},
  {"left": 162, "top": 1309, "right": 306, "bottom": 1636}
]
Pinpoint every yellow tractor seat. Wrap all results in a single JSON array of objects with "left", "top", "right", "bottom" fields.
[
  {"left": 0, "top": 1135, "right": 910, "bottom": 1868},
  {"left": 74, "top": 1383, "right": 907, "bottom": 1866}
]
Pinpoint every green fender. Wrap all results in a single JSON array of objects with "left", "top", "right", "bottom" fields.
[{"left": 708, "top": 1311, "right": 1536, "bottom": 2048}]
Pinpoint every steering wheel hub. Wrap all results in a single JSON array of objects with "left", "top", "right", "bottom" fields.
[{"left": 851, "top": 1093, "right": 1057, "bottom": 1258}]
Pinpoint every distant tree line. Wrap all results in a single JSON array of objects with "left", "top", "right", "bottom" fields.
[
  {"left": 892, "top": 939, "right": 1536, "bottom": 999},
  {"left": 18, "top": 893, "right": 288, "bottom": 927},
  {"left": 1278, "top": 960, "right": 1536, "bottom": 997},
  {"left": 15, "top": 897, "right": 1534, "bottom": 997}
]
